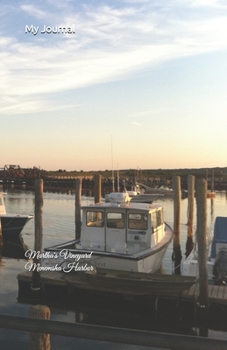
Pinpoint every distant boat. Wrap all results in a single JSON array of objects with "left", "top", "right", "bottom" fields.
[
  {"left": 124, "top": 183, "right": 161, "bottom": 203},
  {"left": 105, "top": 188, "right": 160, "bottom": 204},
  {"left": 135, "top": 182, "right": 188, "bottom": 199},
  {"left": 44, "top": 191, "right": 173, "bottom": 274},
  {"left": 0, "top": 193, "right": 33, "bottom": 238},
  {"left": 207, "top": 191, "right": 215, "bottom": 198}
]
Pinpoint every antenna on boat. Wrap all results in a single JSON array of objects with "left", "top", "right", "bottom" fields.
[
  {"left": 111, "top": 136, "right": 114, "bottom": 192},
  {"left": 117, "top": 164, "right": 120, "bottom": 192}
]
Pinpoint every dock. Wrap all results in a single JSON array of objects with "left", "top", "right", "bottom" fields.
[{"left": 182, "top": 282, "right": 227, "bottom": 305}]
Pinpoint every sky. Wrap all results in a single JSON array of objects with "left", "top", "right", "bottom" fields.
[{"left": 1, "top": 0, "right": 227, "bottom": 171}]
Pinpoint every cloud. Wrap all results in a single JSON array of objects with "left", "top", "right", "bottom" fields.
[
  {"left": 132, "top": 121, "right": 142, "bottom": 126},
  {"left": 129, "top": 108, "right": 171, "bottom": 118},
  {"left": 0, "top": 95, "right": 80, "bottom": 115},
  {"left": 124, "top": 0, "right": 149, "bottom": 3},
  {"left": 186, "top": 0, "right": 226, "bottom": 8},
  {"left": 20, "top": 4, "right": 47, "bottom": 19},
  {"left": 0, "top": 36, "right": 15, "bottom": 46},
  {"left": 1, "top": 1, "right": 227, "bottom": 115}
]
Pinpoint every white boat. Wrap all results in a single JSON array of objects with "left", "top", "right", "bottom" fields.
[
  {"left": 44, "top": 192, "right": 173, "bottom": 274},
  {"left": 135, "top": 182, "right": 188, "bottom": 199},
  {"left": 105, "top": 183, "right": 160, "bottom": 204},
  {"left": 182, "top": 216, "right": 227, "bottom": 285},
  {"left": 105, "top": 191, "right": 160, "bottom": 204},
  {"left": 0, "top": 193, "right": 33, "bottom": 238}
]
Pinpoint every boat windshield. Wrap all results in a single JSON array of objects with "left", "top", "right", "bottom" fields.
[
  {"left": 151, "top": 209, "right": 164, "bottom": 229},
  {"left": 86, "top": 211, "right": 104, "bottom": 227},
  {"left": 107, "top": 212, "right": 125, "bottom": 229},
  {"left": 128, "top": 213, "right": 148, "bottom": 230}
]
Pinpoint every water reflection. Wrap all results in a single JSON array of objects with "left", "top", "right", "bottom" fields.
[
  {"left": 2, "top": 235, "right": 28, "bottom": 260},
  {"left": 17, "top": 285, "right": 227, "bottom": 341},
  {"left": 210, "top": 198, "right": 215, "bottom": 230}
]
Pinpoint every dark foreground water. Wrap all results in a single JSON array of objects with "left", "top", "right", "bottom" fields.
[{"left": 0, "top": 188, "right": 227, "bottom": 349}]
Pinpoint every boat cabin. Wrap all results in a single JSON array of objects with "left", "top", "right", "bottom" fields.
[
  {"left": 44, "top": 192, "right": 173, "bottom": 273},
  {"left": 76, "top": 197, "right": 165, "bottom": 255}
]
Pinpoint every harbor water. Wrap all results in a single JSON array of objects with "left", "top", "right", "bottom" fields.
[{"left": 0, "top": 188, "right": 227, "bottom": 349}]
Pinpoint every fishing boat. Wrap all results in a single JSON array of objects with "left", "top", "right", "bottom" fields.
[
  {"left": 207, "top": 191, "right": 215, "bottom": 198},
  {"left": 44, "top": 192, "right": 173, "bottom": 274},
  {"left": 0, "top": 192, "right": 33, "bottom": 238},
  {"left": 182, "top": 216, "right": 227, "bottom": 285},
  {"left": 105, "top": 189, "right": 160, "bottom": 204},
  {"left": 135, "top": 182, "right": 188, "bottom": 199}
]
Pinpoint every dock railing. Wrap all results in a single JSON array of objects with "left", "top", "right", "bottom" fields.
[{"left": 0, "top": 312, "right": 227, "bottom": 350}]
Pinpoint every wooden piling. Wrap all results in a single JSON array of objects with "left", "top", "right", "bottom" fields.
[
  {"left": 94, "top": 174, "right": 102, "bottom": 203},
  {"left": 0, "top": 212, "right": 3, "bottom": 248},
  {"left": 32, "top": 179, "right": 44, "bottom": 296},
  {"left": 29, "top": 305, "right": 51, "bottom": 350},
  {"left": 186, "top": 175, "right": 195, "bottom": 257},
  {"left": 196, "top": 178, "right": 209, "bottom": 315},
  {"left": 0, "top": 218, "right": 2, "bottom": 259},
  {"left": 75, "top": 178, "right": 82, "bottom": 240},
  {"left": 211, "top": 169, "right": 214, "bottom": 192},
  {"left": 172, "top": 176, "right": 182, "bottom": 274}
]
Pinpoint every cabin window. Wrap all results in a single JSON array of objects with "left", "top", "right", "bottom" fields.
[
  {"left": 107, "top": 212, "right": 125, "bottom": 229},
  {"left": 0, "top": 197, "right": 5, "bottom": 214},
  {"left": 151, "top": 212, "right": 157, "bottom": 229},
  {"left": 128, "top": 213, "right": 148, "bottom": 230},
  {"left": 157, "top": 209, "right": 163, "bottom": 226},
  {"left": 151, "top": 209, "right": 163, "bottom": 229},
  {"left": 86, "top": 211, "right": 104, "bottom": 227}
]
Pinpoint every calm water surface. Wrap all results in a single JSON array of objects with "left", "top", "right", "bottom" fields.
[{"left": 0, "top": 189, "right": 227, "bottom": 349}]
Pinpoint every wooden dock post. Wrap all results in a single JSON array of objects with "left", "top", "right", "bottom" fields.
[
  {"left": 186, "top": 175, "right": 195, "bottom": 257},
  {"left": 172, "top": 176, "right": 182, "bottom": 275},
  {"left": 196, "top": 178, "right": 209, "bottom": 318},
  {"left": 32, "top": 179, "right": 44, "bottom": 298},
  {"left": 75, "top": 178, "right": 82, "bottom": 240},
  {"left": 0, "top": 213, "right": 3, "bottom": 248},
  {"left": 211, "top": 169, "right": 214, "bottom": 192},
  {"left": 94, "top": 174, "right": 102, "bottom": 203},
  {"left": 0, "top": 218, "right": 2, "bottom": 260},
  {"left": 29, "top": 305, "right": 51, "bottom": 350}
]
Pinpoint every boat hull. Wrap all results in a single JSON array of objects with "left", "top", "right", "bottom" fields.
[
  {"left": 19, "top": 268, "right": 195, "bottom": 298},
  {"left": 44, "top": 224, "right": 173, "bottom": 274},
  {"left": 1, "top": 215, "right": 33, "bottom": 238},
  {"left": 85, "top": 243, "right": 169, "bottom": 273},
  {"left": 81, "top": 268, "right": 195, "bottom": 296}
]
